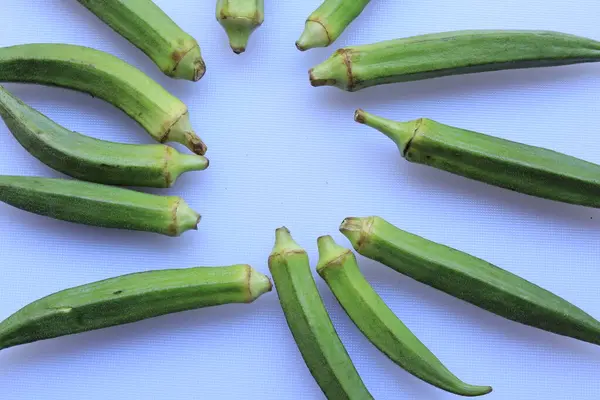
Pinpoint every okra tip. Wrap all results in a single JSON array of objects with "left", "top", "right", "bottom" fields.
[
  {"left": 316, "top": 235, "right": 351, "bottom": 274},
  {"left": 296, "top": 21, "right": 330, "bottom": 51},
  {"left": 172, "top": 45, "right": 206, "bottom": 82},
  {"left": 272, "top": 226, "right": 304, "bottom": 254},
  {"left": 248, "top": 267, "right": 273, "bottom": 301},
  {"left": 354, "top": 110, "right": 416, "bottom": 153},
  {"left": 173, "top": 200, "right": 201, "bottom": 236},
  {"left": 164, "top": 112, "right": 208, "bottom": 155},
  {"left": 339, "top": 217, "right": 372, "bottom": 250}
]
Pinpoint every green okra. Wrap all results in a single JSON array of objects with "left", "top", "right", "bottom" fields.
[
  {"left": 355, "top": 109, "right": 600, "bottom": 209},
  {"left": 0, "top": 176, "right": 200, "bottom": 236},
  {"left": 76, "top": 0, "right": 206, "bottom": 81},
  {"left": 216, "top": 0, "right": 264, "bottom": 54},
  {"left": 296, "top": 0, "right": 371, "bottom": 51},
  {"left": 309, "top": 30, "right": 600, "bottom": 91},
  {"left": 0, "top": 86, "right": 208, "bottom": 188},
  {"left": 268, "top": 227, "right": 373, "bottom": 400},
  {"left": 341, "top": 216, "right": 600, "bottom": 347},
  {"left": 0, "top": 265, "right": 272, "bottom": 351},
  {"left": 0, "top": 44, "right": 206, "bottom": 155},
  {"left": 316, "top": 235, "right": 492, "bottom": 397}
]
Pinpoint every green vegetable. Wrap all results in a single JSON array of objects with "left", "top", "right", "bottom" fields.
[
  {"left": 268, "top": 227, "right": 373, "bottom": 399},
  {"left": 0, "top": 85, "right": 208, "bottom": 187},
  {"left": 341, "top": 216, "right": 600, "bottom": 346},
  {"left": 309, "top": 30, "right": 600, "bottom": 91},
  {"left": 0, "top": 265, "right": 272, "bottom": 351},
  {"left": 76, "top": 0, "right": 206, "bottom": 81},
  {"left": 296, "top": 0, "right": 371, "bottom": 51},
  {"left": 216, "top": 0, "right": 264, "bottom": 54},
  {"left": 0, "top": 43, "right": 206, "bottom": 154},
  {"left": 317, "top": 235, "right": 492, "bottom": 397},
  {"left": 355, "top": 109, "right": 600, "bottom": 208},
  {"left": 0, "top": 176, "right": 200, "bottom": 236}
]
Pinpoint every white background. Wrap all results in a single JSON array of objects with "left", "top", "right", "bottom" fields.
[{"left": 1, "top": 0, "right": 600, "bottom": 399}]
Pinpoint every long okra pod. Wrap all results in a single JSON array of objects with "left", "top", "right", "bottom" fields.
[
  {"left": 296, "top": 0, "right": 371, "bottom": 51},
  {"left": 355, "top": 109, "right": 600, "bottom": 209},
  {"left": 316, "top": 236, "right": 492, "bottom": 397},
  {"left": 268, "top": 227, "right": 373, "bottom": 400},
  {"left": 0, "top": 265, "right": 272, "bottom": 351},
  {"left": 0, "top": 176, "right": 200, "bottom": 236},
  {"left": 309, "top": 30, "right": 600, "bottom": 91},
  {"left": 341, "top": 216, "right": 600, "bottom": 346},
  {"left": 0, "top": 86, "right": 208, "bottom": 188}
]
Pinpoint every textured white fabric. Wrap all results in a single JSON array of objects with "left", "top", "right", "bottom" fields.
[{"left": 1, "top": 0, "right": 600, "bottom": 399}]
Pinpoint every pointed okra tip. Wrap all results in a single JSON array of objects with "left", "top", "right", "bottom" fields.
[
  {"left": 316, "top": 235, "right": 351, "bottom": 274},
  {"left": 354, "top": 110, "right": 416, "bottom": 154},
  {"left": 271, "top": 226, "right": 304, "bottom": 255},
  {"left": 296, "top": 20, "right": 330, "bottom": 51},
  {"left": 247, "top": 266, "right": 273, "bottom": 302}
]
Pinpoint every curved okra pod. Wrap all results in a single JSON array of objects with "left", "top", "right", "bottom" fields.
[
  {"left": 316, "top": 235, "right": 492, "bottom": 397},
  {"left": 0, "top": 86, "right": 208, "bottom": 188},
  {"left": 341, "top": 216, "right": 600, "bottom": 347},
  {"left": 0, "top": 44, "right": 206, "bottom": 155},
  {"left": 355, "top": 109, "right": 600, "bottom": 209},
  {"left": 296, "top": 0, "right": 371, "bottom": 51},
  {"left": 309, "top": 30, "right": 600, "bottom": 91},
  {"left": 76, "top": 0, "right": 206, "bottom": 81},
  {"left": 216, "top": 0, "right": 264, "bottom": 54},
  {"left": 0, "top": 265, "right": 272, "bottom": 351},
  {"left": 0, "top": 176, "right": 200, "bottom": 236},
  {"left": 268, "top": 227, "right": 373, "bottom": 400}
]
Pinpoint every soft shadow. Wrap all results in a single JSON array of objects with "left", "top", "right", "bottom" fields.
[
  {"left": 0, "top": 298, "right": 274, "bottom": 367},
  {"left": 316, "top": 64, "right": 599, "bottom": 109},
  {"left": 360, "top": 257, "right": 600, "bottom": 362},
  {"left": 402, "top": 159, "right": 600, "bottom": 227}
]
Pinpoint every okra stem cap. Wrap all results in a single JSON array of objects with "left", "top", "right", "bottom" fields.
[
  {"left": 354, "top": 109, "right": 416, "bottom": 154},
  {"left": 248, "top": 268, "right": 273, "bottom": 301},
  {"left": 296, "top": 21, "right": 330, "bottom": 51},
  {"left": 172, "top": 45, "right": 206, "bottom": 82}
]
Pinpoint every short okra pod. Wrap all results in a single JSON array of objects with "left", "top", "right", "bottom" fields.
[
  {"left": 0, "top": 265, "right": 272, "bottom": 351},
  {"left": 268, "top": 227, "right": 373, "bottom": 400},
  {"left": 296, "top": 0, "right": 371, "bottom": 51},
  {"left": 356, "top": 109, "right": 600, "bottom": 209},
  {"left": 316, "top": 235, "right": 492, "bottom": 397},
  {"left": 310, "top": 30, "right": 600, "bottom": 91},
  {"left": 341, "top": 216, "right": 600, "bottom": 347},
  {"left": 216, "top": 0, "right": 264, "bottom": 54},
  {"left": 0, "top": 176, "right": 200, "bottom": 236},
  {"left": 0, "top": 85, "right": 208, "bottom": 188}
]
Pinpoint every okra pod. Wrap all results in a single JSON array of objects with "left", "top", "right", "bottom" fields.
[
  {"left": 76, "top": 0, "right": 206, "bottom": 81},
  {"left": 0, "top": 44, "right": 206, "bottom": 155},
  {"left": 0, "top": 176, "right": 200, "bottom": 236},
  {"left": 268, "top": 227, "right": 373, "bottom": 400},
  {"left": 0, "top": 85, "right": 208, "bottom": 188},
  {"left": 316, "top": 235, "right": 492, "bottom": 397},
  {"left": 0, "top": 265, "right": 272, "bottom": 351},
  {"left": 216, "top": 0, "right": 264, "bottom": 54},
  {"left": 341, "top": 216, "right": 600, "bottom": 347},
  {"left": 356, "top": 109, "right": 600, "bottom": 209},
  {"left": 296, "top": 0, "right": 371, "bottom": 51},
  {"left": 309, "top": 30, "right": 600, "bottom": 91}
]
